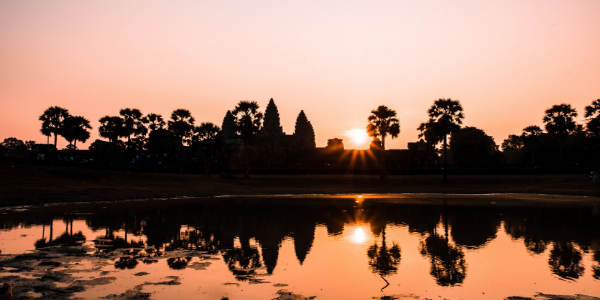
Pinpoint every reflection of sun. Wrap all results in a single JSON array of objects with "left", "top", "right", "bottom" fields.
[
  {"left": 346, "top": 128, "right": 369, "bottom": 147},
  {"left": 350, "top": 227, "right": 367, "bottom": 244}
]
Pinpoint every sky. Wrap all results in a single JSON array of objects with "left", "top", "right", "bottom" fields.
[{"left": 1, "top": 0, "right": 599, "bottom": 150}]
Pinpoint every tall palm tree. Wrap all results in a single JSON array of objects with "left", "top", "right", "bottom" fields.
[
  {"left": 543, "top": 104, "right": 578, "bottom": 165},
  {"left": 120, "top": 108, "right": 148, "bottom": 147},
  {"left": 367, "top": 105, "right": 400, "bottom": 179},
  {"left": 61, "top": 116, "right": 92, "bottom": 150},
  {"left": 39, "top": 106, "right": 70, "bottom": 147},
  {"left": 425, "top": 99, "right": 464, "bottom": 184},
  {"left": 232, "top": 101, "right": 263, "bottom": 178},
  {"left": 193, "top": 122, "right": 221, "bottom": 177},
  {"left": 168, "top": 109, "right": 195, "bottom": 172},
  {"left": 521, "top": 125, "right": 543, "bottom": 165},
  {"left": 584, "top": 99, "right": 600, "bottom": 137}
]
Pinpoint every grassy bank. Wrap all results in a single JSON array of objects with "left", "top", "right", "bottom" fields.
[{"left": 1, "top": 162, "right": 599, "bottom": 207}]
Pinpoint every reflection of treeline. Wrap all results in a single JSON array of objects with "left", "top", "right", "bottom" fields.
[{"left": 2, "top": 199, "right": 599, "bottom": 283}]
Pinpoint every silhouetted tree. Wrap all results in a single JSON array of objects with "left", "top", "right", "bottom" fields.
[
  {"left": 192, "top": 122, "right": 221, "bottom": 176},
  {"left": 543, "top": 104, "right": 578, "bottom": 165},
  {"left": 1, "top": 137, "right": 28, "bottom": 157},
  {"left": 367, "top": 105, "right": 400, "bottom": 178},
  {"left": 521, "top": 125, "right": 543, "bottom": 165},
  {"left": 232, "top": 101, "right": 263, "bottom": 178},
  {"left": 425, "top": 99, "right": 464, "bottom": 183},
  {"left": 450, "top": 127, "right": 497, "bottom": 166},
  {"left": 146, "top": 113, "right": 166, "bottom": 132},
  {"left": 584, "top": 99, "right": 600, "bottom": 137},
  {"left": 99, "top": 116, "right": 126, "bottom": 144},
  {"left": 168, "top": 109, "right": 195, "bottom": 147},
  {"left": 120, "top": 108, "right": 148, "bottom": 147},
  {"left": 61, "top": 116, "right": 92, "bottom": 150},
  {"left": 39, "top": 106, "right": 70, "bottom": 147},
  {"left": 501, "top": 134, "right": 523, "bottom": 151}
]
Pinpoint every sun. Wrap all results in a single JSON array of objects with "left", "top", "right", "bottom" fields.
[{"left": 346, "top": 128, "right": 369, "bottom": 147}]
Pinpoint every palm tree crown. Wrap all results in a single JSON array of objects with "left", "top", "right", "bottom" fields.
[
  {"left": 39, "top": 106, "right": 70, "bottom": 146},
  {"left": 120, "top": 108, "right": 148, "bottom": 144},
  {"left": 168, "top": 109, "right": 195, "bottom": 146},
  {"left": 61, "top": 116, "right": 92, "bottom": 149},
  {"left": 543, "top": 104, "right": 578, "bottom": 136},
  {"left": 232, "top": 101, "right": 263, "bottom": 141},
  {"left": 367, "top": 105, "right": 400, "bottom": 150},
  {"left": 584, "top": 99, "right": 600, "bottom": 136}
]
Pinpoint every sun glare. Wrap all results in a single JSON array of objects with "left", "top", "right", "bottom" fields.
[
  {"left": 350, "top": 227, "right": 367, "bottom": 244},
  {"left": 346, "top": 128, "right": 369, "bottom": 148}
]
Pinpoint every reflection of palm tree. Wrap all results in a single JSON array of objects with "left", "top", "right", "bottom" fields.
[
  {"left": 548, "top": 242, "right": 584, "bottom": 280},
  {"left": 223, "top": 240, "right": 262, "bottom": 280},
  {"left": 424, "top": 99, "right": 464, "bottom": 184},
  {"left": 419, "top": 234, "right": 466, "bottom": 286},
  {"left": 593, "top": 249, "right": 600, "bottom": 280},
  {"left": 367, "top": 226, "right": 401, "bottom": 291},
  {"left": 367, "top": 106, "right": 400, "bottom": 179}
]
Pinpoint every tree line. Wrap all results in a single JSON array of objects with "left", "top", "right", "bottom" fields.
[{"left": 2, "top": 98, "right": 599, "bottom": 175}]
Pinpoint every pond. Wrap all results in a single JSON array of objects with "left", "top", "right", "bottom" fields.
[{"left": 0, "top": 195, "right": 599, "bottom": 300}]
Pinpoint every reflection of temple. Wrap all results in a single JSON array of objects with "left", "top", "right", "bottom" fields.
[{"left": 4, "top": 199, "right": 600, "bottom": 285}]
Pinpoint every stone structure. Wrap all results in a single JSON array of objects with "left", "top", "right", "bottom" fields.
[
  {"left": 221, "top": 99, "right": 316, "bottom": 151},
  {"left": 261, "top": 98, "right": 284, "bottom": 135},
  {"left": 294, "top": 110, "right": 316, "bottom": 149}
]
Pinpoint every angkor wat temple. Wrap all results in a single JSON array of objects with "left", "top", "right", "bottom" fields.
[{"left": 220, "top": 98, "right": 437, "bottom": 173}]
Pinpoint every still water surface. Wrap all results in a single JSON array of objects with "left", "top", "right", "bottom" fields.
[{"left": 0, "top": 195, "right": 599, "bottom": 299}]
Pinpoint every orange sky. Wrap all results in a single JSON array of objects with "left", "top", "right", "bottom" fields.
[{"left": 1, "top": 0, "right": 599, "bottom": 149}]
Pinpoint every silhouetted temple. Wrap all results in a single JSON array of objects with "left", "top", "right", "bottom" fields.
[{"left": 217, "top": 98, "right": 437, "bottom": 173}]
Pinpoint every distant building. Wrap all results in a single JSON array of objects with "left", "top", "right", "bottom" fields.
[{"left": 221, "top": 98, "right": 317, "bottom": 151}]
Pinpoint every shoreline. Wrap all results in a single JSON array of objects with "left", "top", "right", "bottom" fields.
[{"left": 2, "top": 162, "right": 600, "bottom": 208}]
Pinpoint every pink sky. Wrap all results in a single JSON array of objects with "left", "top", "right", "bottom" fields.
[{"left": 1, "top": 0, "right": 599, "bottom": 149}]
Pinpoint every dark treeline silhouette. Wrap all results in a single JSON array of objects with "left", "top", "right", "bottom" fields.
[
  {"left": 2, "top": 98, "right": 600, "bottom": 175},
  {"left": 2, "top": 198, "right": 599, "bottom": 284}
]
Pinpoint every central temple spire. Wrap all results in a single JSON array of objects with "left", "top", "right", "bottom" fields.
[{"left": 261, "top": 98, "right": 283, "bottom": 135}]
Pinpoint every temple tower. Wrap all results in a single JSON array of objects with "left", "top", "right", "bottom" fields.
[
  {"left": 261, "top": 98, "right": 284, "bottom": 135},
  {"left": 294, "top": 110, "right": 316, "bottom": 149},
  {"left": 221, "top": 110, "right": 236, "bottom": 139}
]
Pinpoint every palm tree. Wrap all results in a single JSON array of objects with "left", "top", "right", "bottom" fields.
[
  {"left": 584, "top": 99, "right": 600, "bottom": 137},
  {"left": 98, "top": 116, "right": 126, "bottom": 144},
  {"left": 543, "top": 104, "right": 578, "bottom": 165},
  {"left": 61, "top": 116, "right": 92, "bottom": 150},
  {"left": 232, "top": 101, "right": 263, "bottom": 178},
  {"left": 521, "top": 125, "right": 543, "bottom": 165},
  {"left": 168, "top": 109, "right": 195, "bottom": 146},
  {"left": 168, "top": 109, "right": 195, "bottom": 172},
  {"left": 193, "top": 122, "right": 221, "bottom": 177},
  {"left": 120, "top": 108, "right": 148, "bottom": 147},
  {"left": 39, "top": 106, "right": 70, "bottom": 147},
  {"left": 425, "top": 99, "right": 464, "bottom": 184},
  {"left": 146, "top": 113, "right": 166, "bottom": 132},
  {"left": 367, "top": 105, "right": 400, "bottom": 178}
]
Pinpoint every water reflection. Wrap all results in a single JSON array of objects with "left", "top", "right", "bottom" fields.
[
  {"left": 367, "top": 224, "right": 401, "bottom": 290},
  {"left": 1, "top": 196, "right": 599, "bottom": 291}
]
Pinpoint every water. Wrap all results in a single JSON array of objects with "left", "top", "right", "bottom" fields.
[{"left": 0, "top": 195, "right": 599, "bottom": 299}]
